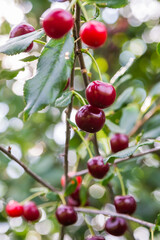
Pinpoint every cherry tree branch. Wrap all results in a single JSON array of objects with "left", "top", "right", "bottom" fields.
[
  {"left": 75, "top": 207, "right": 155, "bottom": 229},
  {"left": 73, "top": 147, "right": 160, "bottom": 176},
  {"left": 0, "top": 146, "right": 60, "bottom": 193}
]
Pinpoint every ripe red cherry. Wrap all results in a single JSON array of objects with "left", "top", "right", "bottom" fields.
[
  {"left": 86, "top": 81, "right": 116, "bottom": 109},
  {"left": 61, "top": 173, "right": 82, "bottom": 188},
  {"left": 6, "top": 200, "right": 23, "bottom": 217},
  {"left": 80, "top": 20, "right": 107, "bottom": 48},
  {"left": 56, "top": 205, "right": 77, "bottom": 226},
  {"left": 75, "top": 105, "right": 105, "bottom": 133},
  {"left": 114, "top": 195, "right": 136, "bottom": 215},
  {"left": 43, "top": 9, "right": 74, "bottom": 39},
  {"left": 9, "top": 23, "right": 35, "bottom": 52},
  {"left": 23, "top": 201, "right": 40, "bottom": 221},
  {"left": 67, "top": 196, "right": 80, "bottom": 207},
  {"left": 110, "top": 133, "right": 129, "bottom": 153},
  {"left": 86, "top": 237, "right": 105, "bottom": 240},
  {"left": 105, "top": 217, "right": 127, "bottom": 236},
  {"left": 87, "top": 156, "right": 109, "bottom": 179}
]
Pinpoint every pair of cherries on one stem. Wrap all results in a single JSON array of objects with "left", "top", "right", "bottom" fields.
[{"left": 6, "top": 200, "right": 40, "bottom": 222}]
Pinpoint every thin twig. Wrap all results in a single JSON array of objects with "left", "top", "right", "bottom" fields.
[
  {"left": 59, "top": 226, "right": 65, "bottom": 240},
  {"left": 0, "top": 146, "right": 60, "bottom": 193},
  {"left": 93, "top": 133, "right": 100, "bottom": 155},
  {"left": 75, "top": 207, "right": 155, "bottom": 229},
  {"left": 129, "top": 105, "right": 160, "bottom": 137},
  {"left": 73, "top": 147, "right": 160, "bottom": 176}
]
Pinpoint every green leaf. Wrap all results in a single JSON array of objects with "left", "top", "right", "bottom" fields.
[
  {"left": 64, "top": 177, "right": 78, "bottom": 197},
  {"left": 0, "top": 67, "right": 25, "bottom": 80},
  {"left": 105, "top": 119, "right": 125, "bottom": 134},
  {"left": 0, "top": 29, "right": 44, "bottom": 55},
  {"left": 111, "top": 87, "right": 133, "bottom": 111},
  {"left": 80, "top": 184, "right": 88, "bottom": 206},
  {"left": 157, "top": 43, "right": 160, "bottom": 56},
  {"left": 55, "top": 91, "right": 73, "bottom": 108},
  {"left": 86, "top": 0, "right": 128, "bottom": 8},
  {"left": 104, "top": 141, "right": 154, "bottom": 164},
  {"left": 20, "top": 56, "right": 39, "bottom": 62},
  {"left": 101, "top": 173, "right": 114, "bottom": 186},
  {"left": 23, "top": 34, "right": 74, "bottom": 120},
  {"left": 46, "top": 192, "right": 60, "bottom": 202},
  {"left": 154, "top": 213, "right": 160, "bottom": 231}
]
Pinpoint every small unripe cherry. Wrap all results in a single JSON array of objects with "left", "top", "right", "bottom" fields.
[
  {"left": 75, "top": 105, "right": 105, "bottom": 133},
  {"left": 80, "top": 20, "right": 107, "bottom": 48},
  {"left": 86, "top": 81, "right": 116, "bottom": 109},
  {"left": 87, "top": 156, "right": 109, "bottom": 179},
  {"left": 23, "top": 201, "right": 40, "bottom": 222},
  {"left": 43, "top": 9, "right": 74, "bottom": 39},
  {"left": 6, "top": 200, "right": 23, "bottom": 217},
  {"left": 56, "top": 205, "right": 77, "bottom": 226},
  {"left": 105, "top": 217, "right": 127, "bottom": 236},
  {"left": 9, "top": 23, "right": 35, "bottom": 52},
  {"left": 114, "top": 195, "right": 136, "bottom": 215},
  {"left": 110, "top": 133, "right": 129, "bottom": 153}
]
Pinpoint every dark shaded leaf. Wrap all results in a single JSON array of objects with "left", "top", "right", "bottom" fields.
[
  {"left": 80, "top": 184, "right": 88, "bottom": 206},
  {"left": 101, "top": 173, "right": 114, "bottom": 186},
  {"left": 0, "top": 67, "right": 25, "bottom": 80},
  {"left": 64, "top": 177, "right": 78, "bottom": 197},
  {"left": 46, "top": 192, "right": 60, "bottom": 202},
  {"left": 20, "top": 56, "right": 39, "bottom": 62}
]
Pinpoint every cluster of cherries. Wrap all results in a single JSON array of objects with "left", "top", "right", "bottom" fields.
[{"left": 5, "top": 200, "right": 40, "bottom": 221}]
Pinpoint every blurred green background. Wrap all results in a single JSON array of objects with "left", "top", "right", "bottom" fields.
[{"left": 0, "top": 0, "right": 160, "bottom": 239}]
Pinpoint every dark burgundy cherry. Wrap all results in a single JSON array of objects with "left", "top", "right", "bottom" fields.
[
  {"left": 86, "top": 81, "right": 116, "bottom": 109},
  {"left": 86, "top": 236, "right": 105, "bottom": 240},
  {"left": 71, "top": 185, "right": 80, "bottom": 201},
  {"left": 9, "top": 23, "right": 35, "bottom": 52},
  {"left": 23, "top": 201, "right": 40, "bottom": 221},
  {"left": 6, "top": 200, "right": 23, "bottom": 217},
  {"left": 80, "top": 20, "right": 107, "bottom": 48},
  {"left": 105, "top": 217, "right": 127, "bottom": 236},
  {"left": 114, "top": 195, "right": 136, "bottom": 215},
  {"left": 67, "top": 196, "right": 80, "bottom": 207},
  {"left": 110, "top": 133, "right": 129, "bottom": 153},
  {"left": 75, "top": 105, "right": 105, "bottom": 133},
  {"left": 43, "top": 9, "right": 74, "bottom": 39},
  {"left": 56, "top": 205, "right": 77, "bottom": 226},
  {"left": 87, "top": 156, "right": 109, "bottom": 179}
]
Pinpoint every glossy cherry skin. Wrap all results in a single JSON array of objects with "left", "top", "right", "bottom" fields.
[
  {"left": 114, "top": 195, "right": 136, "bottom": 215},
  {"left": 43, "top": 9, "right": 74, "bottom": 39},
  {"left": 9, "top": 23, "right": 35, "bottom": 52},
  {"left": 56, "top": 205, "right": 77, "bottom": 226},
  {"left": 86, "top": 237, "right": 105, "bottom": 240},
  {"left": 6, "top": 200, "right": 23, "bottom": 217},
  {"left": 80, "top": 20, "right": 107, "bottom": 48},
  {"left": 86, "top": 81, "right": 116, "bottom": 109},
  {"left": 105, "top": 217, "right": 127, "bottom": 236},
  {"left": 67, "top": 196, "right": 80, "bottom": 207},
  {"left": 75, "top": 105, "right": 105, "bottom": 133},
  {"left": 23, "top": 201, "right": 40, "bottom": 221},
  {"left": 87, "top": 156, "right": 109, "bottom": 179},
  {"left": 61, "top": 173, "right": 82, "bottom": 188},
  {"left": 110, "top": 133, "right": 129, "bottom": 153}
]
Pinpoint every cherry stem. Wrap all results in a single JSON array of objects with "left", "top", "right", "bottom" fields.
[
  {"left": 115, "top": 166, "right": 126, "bottom": 196},
  {"left": 75, "top": 207, "right": 155, "bottom": 229},
  {"left": 150, "top": 228, "right": 154, "bottom": 240},
  {"left": 71, "top": 126, "right": 93, "bottom": 158},
  {"left": 33, "top": 39, "right": 46, "bottom": 45},
  {"left": 78, "top": 0, "right": 90, "bottom": 22},
  {"left": 72, "top": 90, "right": 87, "bottom": 105},
  {"left": 81, "top": 49, "right": 103, "bottom": 82},
  {"left": 20, "top": 191, "right": 46, "bottom": 204},
  {"left": 83, "top": 213, "right": 95, "bottom": 236}
]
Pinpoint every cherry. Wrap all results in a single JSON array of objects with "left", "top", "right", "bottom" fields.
[
  {"left": 9, "top": 23, "right": 35, "bottom": 52},
  {"left": 114, "top": 195, "right": 136, "bottom": 215},
  {"left": 43, "top": 9, "right": 74, "bottom": 39},
  {"left": 75, "top": 105, "right": 105, "bottom": 133},
  {"left": 61, "top": 173, "right": 82, "bottom": 188},
  {"left": 71, "top": 185, "right": 81, "bottom": 201},
  {"left": 86, "top": 81, "right": 116, "bottom": 109},
  {"left": 105, "top": 217, "right": 127, "bottom": 236},
  {"left": 67, "top": 196, "right": 80, "bottom": 207},
  {"left": 87, "top": 156, "right": 109, "bottom": 179},
  {"left": 63, "top": 78, "right": 70, "bottom": 91},
  {"left": 110, "top": 133, "right": 129, "bottom": 153},
  {"left": 6, "top": 200, "right": 23, "bottom": 217},
  {"left": 86, "top": 237, "right": 105, "bottom": 240},
  {"left": 80, "top": 20, "right": 107, "bottom": 48},
  {"left": 23, "top": 201, "right": 40, "bottom": 221},
  {"left": 56, "top": 205, "right": 77, "bottom": 226}
]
